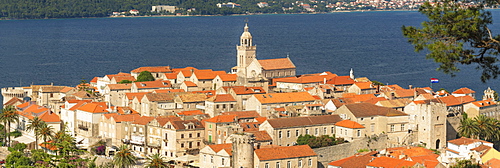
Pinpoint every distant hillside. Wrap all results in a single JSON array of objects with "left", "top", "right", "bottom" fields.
[{"left": 0, "top": 0, "right": 340, "bottom": 19}]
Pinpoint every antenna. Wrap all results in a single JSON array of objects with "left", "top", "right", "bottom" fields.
[{"left": 245, "top": 17, "right": 248, "bottom": 23}]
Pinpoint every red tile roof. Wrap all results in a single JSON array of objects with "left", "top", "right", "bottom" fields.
[
  {"left": 193, "top": 70, "right": 226, "bottom": 80},
  {"left": 77, "top": 102, "right": 109, "bottom": 113},
  {"left": 134, "top": 80, "right": 172, "bottom": 89},
  {"left": 38, "top": 111, "right": 61, "bottom": 123},
  {"left": 257, "top": 57, "right": 296, "bottom": 70},
  {"left": 274, "top": 73, "right": 338, "bottom": 84},
  {"left": 125, "top": 92, "right": 151, "bottom": 100},
  {"left": 183, "top": 81, "right": 197, "bottom": 87},
  {"left": 453, "top": 87, "right": 476, "bottom": 94},
  {"left": 247, "top": 130, "right": 272, "bottom": 141},
  {"left": 326, "top": 76, "right": 355, "bottom": 85},
  {"left": 107, "top": 83, "right": 132, "bottom": 90},
  {"left": 132, "top": 116, "right": 155, "bottom": 125},
  {"left": 343, "top": 103, "right": 408, "bottom": 118},
  {"left": 335, "top": 120, "right": 364, "bottom": 129},
  {"left": 254, "top": 92, "right": 316, "bottom": 104},
  {"left": 217, "top": 74, "right": 237, "bottom": 82},
  {"left": 255, "top": 145, "right": 316, "bottom": 161},
  {"left": 228, "top": 86, "right": 266, "bottom": 95},
  {"left": 221, "top": 111, "right": 261, "bottom": 119},
  {"left": 328, "top": 152, "right": 375, "bottom": 168},
  {"left": 207, "top": 143, "right": 232, "bottom": 155},
  {"left": 131, "top": 66, "right": 172, "bottom": 73},
  {"left": 153, "top": 89, "right": 185, "bottom": 93},
  {"left": 366, "top": 156, "right": 418, "bottom": 168},
  {"left": 177, "top": 110, "right": 204, "bottom": 116},
  {"left": 470, "top": 99, "right": 496, "bottom": 108},
  {"left": 207, "top": 94, "right": 236, "bottom": 102},
  {"left": 448, "top": 137, "right": 492, "bottom": 146},
  {"left": 437, "top": 95, "right": 475, "bottom": 106},
  {"left": 266, "top": 115, "right": 342, "bottom": 128},
  {"left": 204, "top": 115, "right": 237, "bottom": 123},
  {"left": 104, "top": 113, "right": 141, "bottom": 123}
]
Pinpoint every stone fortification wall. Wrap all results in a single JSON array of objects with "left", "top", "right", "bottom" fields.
[{"left": 313, "top": 134, "right": 389, "bottom": 168}]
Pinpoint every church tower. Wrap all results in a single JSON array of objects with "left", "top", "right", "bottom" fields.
[{"left": 236, "top": 23, "right": 257, "bottom": 78}]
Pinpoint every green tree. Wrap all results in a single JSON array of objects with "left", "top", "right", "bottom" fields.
[
  {"left": 5, "top": 151, "right": 30, "bottom": 167},
  {"left": 136, "top": 71, "right": 155, "bottom": 82},
  {"left": 1, "top": 105, "right": 19, "bottom": 147},
  {"left": 145, "top": 153, "right": 169, "bottom": 168},
  {"left": 402, "top": 0, "right": 500, "bottom": 82},
  {"left": 26, "top": 116, "right": 45, "bottom": 150},
  {"left": 38, "top": 122, "right": 55, "bottom": 150},
  {"left": 118, "top": 80, "right": 133, "bottom": 84},
  {"left": 113, "top": 145, "right": 137, "bottom": 168},
  {"left": 450, "top": 159, "right": 481, "bottom": 168},
  {"left": 8, "top": 142, "right": 27, "bottom": 152},
  {"left": 458, "top": 113, "right": 500, "bottom": 142}
]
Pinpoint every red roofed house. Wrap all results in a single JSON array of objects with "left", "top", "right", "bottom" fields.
[
  {"left": 335, "top": 120, "right": 365, "bottom": 142},
  {"left": 37, "top": 85, "right": 71, "bottom": 114},
  {"left": 328, "top": 151, "right": 376, "bottom": 168},
  {"left": 273, "top": 72, "right": 337, "bottom": 92},
  {"left": 131, "top": 80, "right": 172, "bottom": 92},
  {"left": 440, "top": 137, "right": 499, "bottom": 166},
  {"left": 205, "top": 94, "right": 237, "bottom": 117},
  {"left": 199, "top": 143, "right": 233, "bottom": 168},
  {"left": 452, "top": 87, "right": 476, "bottom": 98},
  {"left": 259, "top": 115, "right": 342, "bottom": 146},
  {"left": 101, "top": 113, "right": 141, "bottom": 147},
  {"left": 334, "top": 103, "right": 410, "bottom": 147},
  {"left": 14, "top": 102, "right": 61, "bottom": 149},
  {"left": 254, "top": 145, "right": 317, "bottom": 168},
  {"left": 190, "top": 70, "right": 227, "bottom": 91},
  {"left": 221, "top": 86, "right": 266, "bottom": 111},
  {"left": 348, "top": 82, "right": 377, "bottom": 95},
  {"left": 212, "top": 74, "right": 237, "bottom": 90},
  {"left": 96, "top": 72, "right": 134, "bottom": 93},
  {"left": 245, "top": 92, "right": 317, "bottom": 118},
  {"left": 204, "top": 115, "right": 239, "bottom": 144},
  {"left": 463, "top": 99, "right": 499, "bottom": 119},
  {"left": 103, "top": 83, "right": 132, "bottom": 106},
  {"left": 69, "top": 101, "right": 113, "bottom": 149}
]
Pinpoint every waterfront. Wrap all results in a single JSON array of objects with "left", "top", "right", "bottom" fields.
[{"left": 0, "top": 11, "right": 499, "bottom": 101}]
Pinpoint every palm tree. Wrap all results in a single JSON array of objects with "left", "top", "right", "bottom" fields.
[
  {"left": 146, "top": 153, "right": 169, "bottom": 168},
  {"left": 26, "top": 117, "right": 44, "bottom": 150},
  {"left": 473, "top": 115, "right": 499, "bottom": 142},
  {"left": 458, "top": 114, "right": 478, "bottom": 139},
  {"left": 1, "top": 105, "right": 19, "bottom": 147},
  {"left": 38, "top": 122, "right": 54, "bottom": 149},
  {"left": 113, "top": 145, "right": 137, "bottom": 168}
]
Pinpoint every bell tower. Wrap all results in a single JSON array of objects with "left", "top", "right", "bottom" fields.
[{"left": 236, "top": 23, "right": 257, "bottom": 78}]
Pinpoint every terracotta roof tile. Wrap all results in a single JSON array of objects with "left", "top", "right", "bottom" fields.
[
  {"left": 335, "top": 120, "right": 364, "bottom": 129},
  {"left": 326, "top": 76, "right": 355, "bottom": 85},
  {"left": 257, "top": 57, "right": 295, "bottom": 70},
  {"left": 170, "top": 119, "right": 203, "bottom": 130},
  {"left": 274, "top": 73, "right": 338, "bottom": 84},
  {"left": 103, "top": 113, "right": 141, "bottom": 122},
  {"left": 247, "top": 130, "right": 272, "bottom": 141},
  {"left": 90, "top": 77, "right": 98, "bottom": 83},
  {"left": 204, "top": 115, "right": 237, "bottom": 123},
  {"left": 342, "top": 103, "right": 408, "bottom": 118},
  {"left": 254, "top": 92, "right": 316, "bottom": 104},
  {"left": 437, "top": 95, "right": 475, "bottom": 106},
  {"left": 144, "top": 93, "right": 177, "bottom": 102},
  {"left": 228, "top": 86, "right": 266, "bottom": 95},
  {"left": 207, "top": 143, "right": 232, "bottom": 155},
  {"left": 40, "top": 86, "right": 67, "bottom": 92},
  {"left": 366, "top": 156, "right": 418, "bottom": 168},
  {"left": 267, "top": 115, "right": 342, "bottom": 128},
  {"left": 485, "top": 158, "right": 500, "bottom": 168},
  {"left": 131, "top": 66, "right": 172, "bottom": 73},
  {"left": 4, "top": 97, "right": 23, "bottom": 106},
  {"left": 38, "top": 111, "right": 61, "bottom": 123},
  {"left": 207, "top": 94, "right": 236, "bottom": 102},
  {"left": 107, "top": 83, "right": 132, "bottom": 90},
  {"left": 353, "top": 82, "right": 374, "bottom": 90},
  {"left": 60, "top": 87, "right": 75, "bottom": 93},
  {"left": 453, "top": 87, "right": 476, "bottom": 94},
  {"left": 328, "top": 153, "right": 375, "bottom": 168},
  {"left": 193, "top": 70, "right": 226, "bottom": 80},
  {"left": 132, "top": 116, "right": 155, "bottom": 125},
  {"left": 134, "top": 80, "right": 172, "bottom": 89},
  {"left": 178, "top": 93, "right": 207, "bottom": 103},
  {"left": 448, "top": 137, "right": 492, "bottom": 146},
  {"left": 112, "top": 76, "right": 136, "bottom": 83},
  {"left": 77, "top": 102, "right": 109, "bottom": 113},
  {"left": 183, "top": 81, "right": 197, "bottom": 87},
  {"left": 470, "top": 100, "right": 497, "bottom": 108},
  {"left": 125, "top": 92, "right": 150, "bottom": 100},
  {"left": 221, "top": 111, "right": 261, "bottom": 119},
  {"left": 177, "top": 110, "right": 204, "bottom": 116},
  {"left": 217, "top": 74, "right": 237, "bottom": 82},
  {"left": 153, "top": 89, "right": 185, "bottom": 93},
  {"left": 255, "top": 145, "right": 316, "bottom": 161},
  {"left": 155, "top": 116, "right": 183, "bottom": 126}
]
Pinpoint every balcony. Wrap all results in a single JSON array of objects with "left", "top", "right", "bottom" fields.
[{"left": 78, "top": 125, "right": 89, "bottom": 131}]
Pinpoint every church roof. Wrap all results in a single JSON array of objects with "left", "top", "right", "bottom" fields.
[{"left": 258, "top": 57, "right": 295, "bottom": 70}]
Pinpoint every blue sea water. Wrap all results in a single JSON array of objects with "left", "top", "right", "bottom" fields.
[{"left": 0, "top": 11, "right": 499, "bottom": 102}]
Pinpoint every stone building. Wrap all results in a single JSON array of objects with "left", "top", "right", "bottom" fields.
[{"left": 404, "top": 101, "right": 447, "bottom": 149}]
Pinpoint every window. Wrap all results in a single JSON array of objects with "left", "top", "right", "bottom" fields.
[
  {"left": 287, "top": 130, "right": 290, "bottom": 138},
  {"left": 125, "top": 127, "right": 128, "bottom": 132},
  {"left": 331, "top": 127, "right": 334, "bottom": 134},
  {"left": 189, "top": 133, "right": 192, "bottom": 138},
  {"left": 279, "top": 131, "right": 282, "bottom": 138},
  {"left": 276, "top": 162, "right": 280, "bottom": 168},
  {"left": 323, "top": 127, "right": 327, "bottom": 134},
  {"left": 308, "top": 159, "right": 312, "bottom": 166},
  {"left": 139, "top": 128, "right": 143, "bottom": 133},
  {"left": 181, "top": 143, "right": 184, "bottom": 148},
  {"left": 211, "top": 156, "right": 214, "bottom": 163},
  {"left": 197, "top": 133, "right": 201, "bottom": 137},
  {"left": 299, "top": 160, "right": 302, "bottom": 167},
  {"left": 265, "top": 163, "right": 269, "bottom": 168},
  {"left": 357, "top": 130, "right": 361, "bottom": 137},
  {"left": 181, "top": 134, "right": 184, "bottom": 138},
  {"left": 296, "top": 130, "right": 299, "bottom": 137},
  {"left": 222, "top": 158, "right": 225, "bottom": 166},
  {"left": 401, "top": 124, "right": 405, "bottom": 131},
  {"left": 315, "top": 128, "right": 319, "bottom": 135},
  {"left": 390, "top": 125, "right": 395, "bottom": 132},
  {"left": 306, "top": 129, "right": 309, "bottom": 135},
  {"left": 287, "top": 161, "right": 291, "bottom": 168},
  {"left": 133, "top": 127, "right": 137, "bottom": 132},
  {"left": 165, "top": 133, "right": 168, "bottom": 139},
  {"left": 203, "top": 155, "right": 206, "bottom": 162}
]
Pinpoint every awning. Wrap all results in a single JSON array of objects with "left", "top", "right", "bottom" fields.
[{"left": 13, "top": 135, "right": 36, "bottom": 144}]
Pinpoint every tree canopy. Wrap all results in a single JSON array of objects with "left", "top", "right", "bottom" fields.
[
  {"left": 402, "top": 0, "right": 500, "bottom": 82},
  {"left": 136, "top": 71, "right": 155, "bottom": 82}
]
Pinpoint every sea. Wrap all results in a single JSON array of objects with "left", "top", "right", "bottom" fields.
[{"left": 1, "top": 11, "right": 500, "bottom": 103}]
